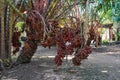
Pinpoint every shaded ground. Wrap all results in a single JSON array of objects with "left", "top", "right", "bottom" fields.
[{"left": 1, "top": 44, "right": 120, "bottom": 80}]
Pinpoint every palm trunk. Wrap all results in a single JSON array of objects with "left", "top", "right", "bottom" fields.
[
  {"left": 15, "top": 40, "right": 37, "bottom": 65},
  {"left": 0, "top": 15, "right": 2, "bottom": 58},
  {"left": 0, "top": 5, "right": 5, "bottom": 60},
  {"left": 84, "top": 0, "right": 89, "bottom": 46},
  {"left": 4, "top": 3, "right": 12, "bottom": 63}
]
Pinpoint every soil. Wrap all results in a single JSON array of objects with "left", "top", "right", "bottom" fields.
[{"left": 1, "top": 44, "right": 120, "bottom": 80}]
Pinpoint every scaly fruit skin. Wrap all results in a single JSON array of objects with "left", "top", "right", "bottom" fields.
[
  {"left": 12, "top": 31, "right": 21, "bottom": 55},
  {"left": 72, "top": 46, "right": 92, "bottom": 66},
  {"left": 54, "top": 27, "right": 92, "bottom": 66}
]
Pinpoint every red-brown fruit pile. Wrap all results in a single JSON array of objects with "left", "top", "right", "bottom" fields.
[
  {"left": 54, "top": 27, "right": 86, "bottom": 66},
  {"left": 72, "top": 46, "right": 92, "bottom": 66}
]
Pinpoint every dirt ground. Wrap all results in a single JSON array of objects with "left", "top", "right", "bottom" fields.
[{"left": 1, "top": 44, "right": 120, "bottom": 80}]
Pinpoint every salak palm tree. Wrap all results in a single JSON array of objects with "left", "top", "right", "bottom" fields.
[{"left": 4, "top": 0, "right": 96, "bottom": 66}]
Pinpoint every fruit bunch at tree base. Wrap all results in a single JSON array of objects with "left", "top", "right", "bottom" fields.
[
  {"left": 72, "top": 46, "right": 92, "bottom": 66},
  {"left": 54, "top": 27, "right": 86, "bottom": 66}
]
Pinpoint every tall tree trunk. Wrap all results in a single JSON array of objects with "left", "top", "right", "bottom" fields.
[
  {"left": 84, "top": 0, "right": 89, "bottom": 46},
  {"left": 0, "top": 14, "right": 2, "bottom": 58},
  {"left": 0, "top": 1, "right": 12, "bottom": 67},
  {"left": 4, "top": 3, "right": 12, "bottom": 63},
  {"left": 15, "top": 40, "right": 37, "bottom": 65},
  {"left": 0, "top": 3, "right": 5, "bottom": 60}
]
